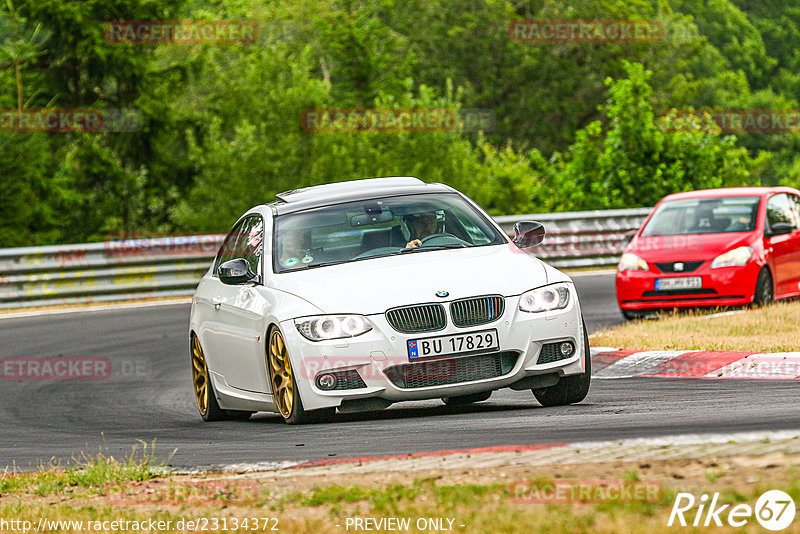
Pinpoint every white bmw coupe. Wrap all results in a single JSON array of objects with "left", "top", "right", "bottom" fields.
[{"left": 189, "top": 177, "right": 590, "bottom": 424}]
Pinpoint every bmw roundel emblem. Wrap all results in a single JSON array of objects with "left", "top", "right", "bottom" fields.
[{"left": 436, "top": 291, "right": 449, "bottom": 298}]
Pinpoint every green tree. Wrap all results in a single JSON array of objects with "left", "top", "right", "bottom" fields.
[{"left": 544, "top": 62, "right": 757, "bottom": 211}]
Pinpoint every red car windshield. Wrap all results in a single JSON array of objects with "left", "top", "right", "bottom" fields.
[{"left": 641, "top": 196, "right": 761, "bottom": 237}]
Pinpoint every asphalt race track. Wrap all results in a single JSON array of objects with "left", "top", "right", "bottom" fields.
[{"left": 2, "top": 272, "right": 798, "bottom": 470}]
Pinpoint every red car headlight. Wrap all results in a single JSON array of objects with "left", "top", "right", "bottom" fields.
[
  {"left": 618, "top": 253, "right": 649, "bottom": 271},
  {"left": 710, "top": 246, "right": 753, "bottom": 269}
]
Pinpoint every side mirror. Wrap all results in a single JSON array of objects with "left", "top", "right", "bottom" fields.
[
  {"left": 623, "top": 229, "right": 637, "bottom": 243},
  {"left": 512, "top": 221, "right": 546, "bottom": 248},
  {"left": 219, "top": 258, "right": 258, "bottom": 285},
  {"left": 767, "top": 222, "right": 794, "bottom": 237}
]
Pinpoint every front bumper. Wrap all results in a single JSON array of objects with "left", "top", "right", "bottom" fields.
[
  {"left": 280, "top": 293, "right": 585, "bottom": 411},
  {"left": 616, "top": 261, "right": 760, "bottom": 311}
]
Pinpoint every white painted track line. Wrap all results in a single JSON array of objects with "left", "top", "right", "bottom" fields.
[{"left": 0, "top": 298, "right": 192, "bottom": 320}]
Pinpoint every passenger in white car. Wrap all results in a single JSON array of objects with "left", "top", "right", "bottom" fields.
[{"left": 278, "top": 228, "right": 312, "bottom": 268}]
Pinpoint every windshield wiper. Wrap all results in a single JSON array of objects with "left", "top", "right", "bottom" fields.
[
  {"left": 397, "top": 243, "right": 467, "bottom": 254},
  {"left": 292, "top": 260, "right": 347, "bottom": 270}
]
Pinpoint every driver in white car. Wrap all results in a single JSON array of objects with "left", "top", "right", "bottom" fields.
[{"left": 404, "top": 211, "right": 439, "bottom": 248}]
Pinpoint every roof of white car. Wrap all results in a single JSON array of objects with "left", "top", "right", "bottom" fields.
[{"left": 271, "top": 177, "right": 454, "bottom": 214}]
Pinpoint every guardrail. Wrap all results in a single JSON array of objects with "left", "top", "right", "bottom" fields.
[
  {"left": 0, "top": 207, "right": 651, "bottom": 309},
  {"left": 0, "top": 236, "right": 225, "bottom": 309}
]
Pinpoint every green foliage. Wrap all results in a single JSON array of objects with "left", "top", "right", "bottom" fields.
[
  {"left": 542, "top": 62, "right": 757, "bottom": 211},
  {"left": 1, "top": 0, "right": 799, "bottom": 245}
]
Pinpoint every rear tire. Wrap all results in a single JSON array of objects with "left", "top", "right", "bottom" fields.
[
  {"left": 267, "top": 327, "right": 335, "bottom": 425},
  {"left": 442, "top": 391, "right": 492, "bottom": 405},
  {"left": 191, "top": 335, "right": 254, "bottom": 422},
  {"left": 533, "top": 320, "right": 591, "bottom": 407},
  {"left": 753, "top": 267, "right": 774, "bottom": 306}
]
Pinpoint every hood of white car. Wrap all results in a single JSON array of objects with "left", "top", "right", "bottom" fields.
[{"left": 268, "top": 244, "right": 556, "bottom": 315}]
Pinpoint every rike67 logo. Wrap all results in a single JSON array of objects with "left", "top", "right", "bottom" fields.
[{"left": 669, "top": 490, "right": 796, "bottom": 531}]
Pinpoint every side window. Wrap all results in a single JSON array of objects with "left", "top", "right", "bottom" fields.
[
  {"left": 213, "top": 216, "right": 264, "bottom": 276},
  {"left": 766, "top": 194, "right": 795, "bottom": 231},
  {"left": 790, "top": 195, "right": 800, "bottom": 229},
  {"left": 214, "top": 220, "right": 246, "bottom": 274},
  {"left": 237, "top": 216, "right": 264, "bottom": 275}
]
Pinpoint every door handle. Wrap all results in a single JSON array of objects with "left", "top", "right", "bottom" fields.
[{"left": 211, "top": 298, "right": 222, "bottom": 310}]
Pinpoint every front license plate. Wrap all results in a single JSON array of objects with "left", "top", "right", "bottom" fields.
[
  {"left": 655, "top": 276, "right": 702, "bottom": 291},
  {"left": 407, "top": 329, "right": 499, "bottom": 360}
]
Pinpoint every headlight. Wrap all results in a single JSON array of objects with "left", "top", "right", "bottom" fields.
[
  {"left": 295, "top": 315, "right": 372, "bottom": 341},
  {"left": 519, "top": 284, "right": 570, "bottom": 313},
  {"left": 618, "top": 253, "right": 649, "bottom": 271},
  {"left": 710, "top": 246, "right": 753, "bottom": 269}
]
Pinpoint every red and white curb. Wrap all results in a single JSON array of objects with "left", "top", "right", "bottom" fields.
[
  {"left": 591, "top": 347, "right": 800, "bottom": 380},
  {"left": 211, "top": 430, "right": 800, "bottom": 476}
]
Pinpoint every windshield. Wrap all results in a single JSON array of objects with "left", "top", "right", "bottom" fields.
[
  {"left": 272, "top": 193, "right": 506, "bottom": 272},
  {"left": 641, "top": 196, "right": 761, "bottom": 237}
]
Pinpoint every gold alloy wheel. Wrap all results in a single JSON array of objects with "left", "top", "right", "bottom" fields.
[
  {"left": 268, "top": 329, "right": 294, "bottom": 418},
  {"left": 191, "top": 336, "right": 209, "bottom": 415}
]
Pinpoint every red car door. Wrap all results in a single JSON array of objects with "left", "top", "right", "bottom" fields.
[
  {"left": 787, "top": 193, "right": 800, "bottom": 297},
  {"left": 764, "top": 193, "right": 800, "bottom": 297}
]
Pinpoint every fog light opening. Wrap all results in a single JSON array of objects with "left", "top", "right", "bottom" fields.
[
  {"left": 559, "top": 342, "right": 575, "bottom": 357},
  {"left": 316, "top": 373, "right": 337, "bottom": 390}
]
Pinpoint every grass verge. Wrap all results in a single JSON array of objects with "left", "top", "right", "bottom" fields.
[
  {"left": 592, "top": 301, "right": 800, "bottom": 352},
  {"left": 0, "top": 441, "right": 168, "bottom": 497},
  {"left": 1, "top": 452, "right": 798, "bottom": 533}
]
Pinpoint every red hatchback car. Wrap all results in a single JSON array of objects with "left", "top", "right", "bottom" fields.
[{"left": 616, "top": 187, "right": 800, "bottom": 319}]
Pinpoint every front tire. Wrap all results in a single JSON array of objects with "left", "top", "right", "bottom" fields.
[
  {"left": 621, "top": 308, "right": 643, "bottom": 321},
  {"left": 267, "top": 327, "right": 334, "bottom": 425},
  {"left": 533, "top": 320, "right": 591, "bottom": 407},
  {"left": 191, "top": 335, "right": 253, "bottom": 422},
  {"left": 753, "top": 267, "right": 774, "bottom": 306},
  {"left": 442, "top": 391, "right": 492, "bottom": 405}
]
